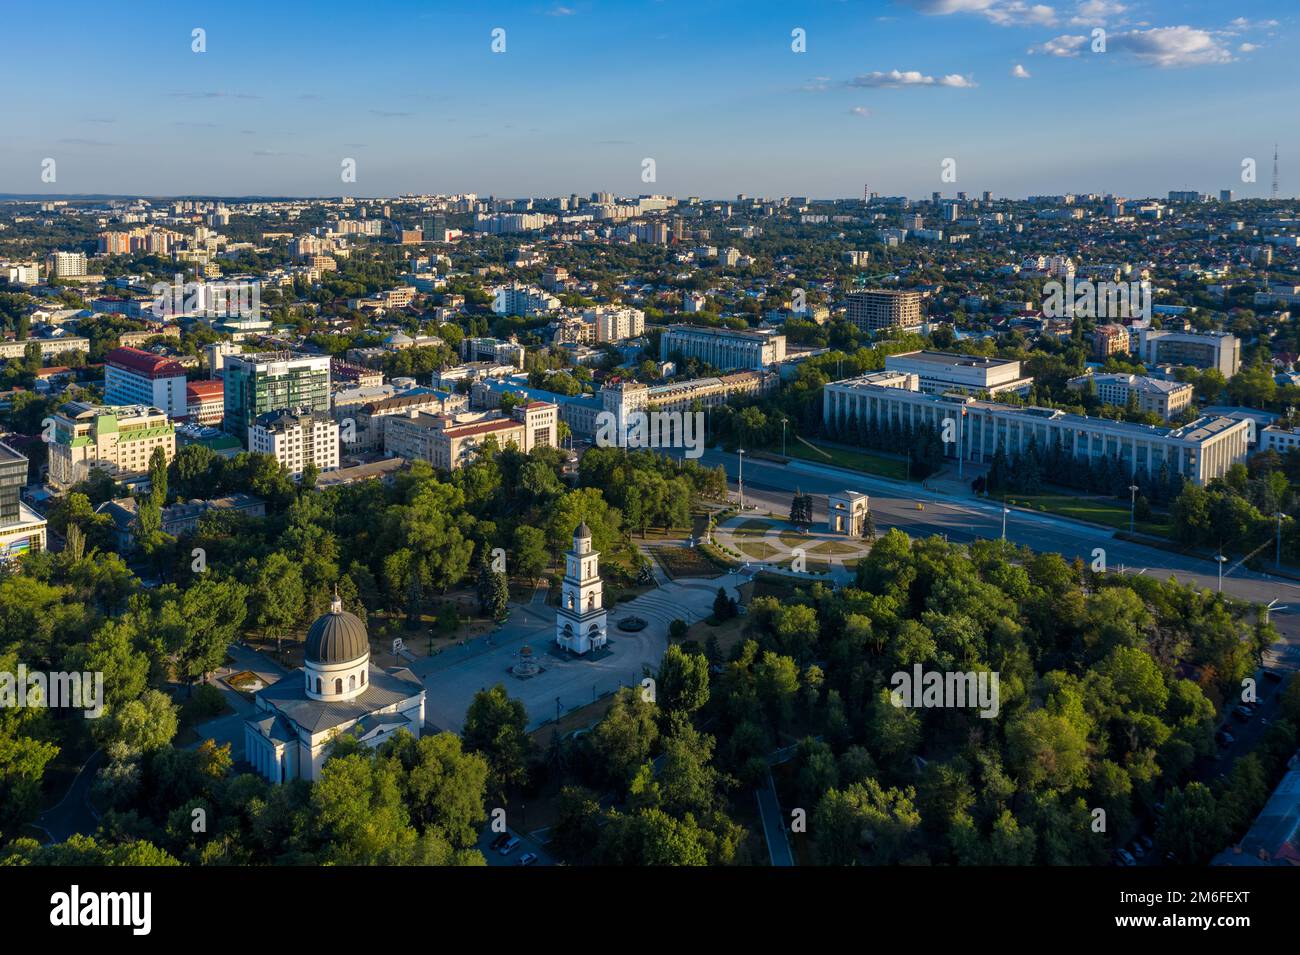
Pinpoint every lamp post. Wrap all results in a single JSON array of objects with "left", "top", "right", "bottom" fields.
[
  {"left": 780, "top": 416, "right": 788, "bottom": 457},
  {"left": 1277, "top": 511, "right": 1284, "bottom": 568},
  {"left": 737, "top": 448, "right": 746, "bottom": 511},
  {"left": 1215, "top": 550, "right": 1227, "bottom": 593},
  {"left": 1001, "top": 499, "right": 1010, "bottom": 541},
  {"left": 1129, "top": 484, "right": 1139, "bottom": 534}
]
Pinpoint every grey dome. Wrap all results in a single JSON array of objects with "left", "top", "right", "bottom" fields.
[
  {"left": 575, "top": 521, "right": 592, "bottom": 539},
  {"left": 305, "top": 603, "right": 369, "bottom": 665}
]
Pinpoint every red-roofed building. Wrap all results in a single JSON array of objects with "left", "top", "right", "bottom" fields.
[
  {"left": 105, "top": 346, "right": 188, "bottom": 418},
  {"left": 186, "top": 379, "right": 225, "bottom": 426}
]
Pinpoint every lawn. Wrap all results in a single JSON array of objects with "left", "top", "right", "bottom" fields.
[
  {"left": 781, "top": 440, "right": 910, "bottom": 481},
  {"left": 1008, "top": 492, "right": 1173, "bottom": 537},
  {"left": 736, "top": 540, "right": 779, "bottom": 560},
  {"left": 653, "top": 545, "right": 724, "bottom": 579}
]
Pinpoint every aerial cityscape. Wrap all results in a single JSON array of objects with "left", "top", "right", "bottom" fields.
[{"left": 0, "top": 0, "right": 1296, "bottom": 934}]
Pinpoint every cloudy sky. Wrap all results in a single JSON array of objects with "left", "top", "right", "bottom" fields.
[{"left": 3, "top": 0, "right": 1292, "bottom": 199}]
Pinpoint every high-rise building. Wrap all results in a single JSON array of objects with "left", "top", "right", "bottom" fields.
[
  {"left": 104, "top": 347, "right": 189, "bottom": 418},
  {"left": 222, "top": 351, "right": 332, "bottom": 441},
  {"left": 46, "top": 251, "right": 87, "bottom": 278},
  {"left": 846, "top": 289, "right": 923, "bottom": 332},
  {"left": 0, "top": 440, "right": 46, "bottom": 560}
]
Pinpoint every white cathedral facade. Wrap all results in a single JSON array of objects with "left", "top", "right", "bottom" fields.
[{"left": 555, "top": 522, "right": 608, "bottom": 655}]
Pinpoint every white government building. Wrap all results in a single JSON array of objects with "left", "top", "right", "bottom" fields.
[
  {"left": 244, "top": 592, "right": 425, "bottom": 784},
  {"left": 823, "top": 371, "right": 1250, "bottom": 486},
  {"left": 555, "top": 522, "right": 608, "bottom": 655}
]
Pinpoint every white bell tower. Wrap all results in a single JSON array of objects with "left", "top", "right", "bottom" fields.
[{"left": 555, "top": 522, "right": 607, "bottom": 654}]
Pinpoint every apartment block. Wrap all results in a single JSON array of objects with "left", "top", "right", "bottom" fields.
[
  {"left": 1067, "top": 372, "right": 1194, "bottom": 420},
  {"left": 248, "top": 408, "right": 340, "bottom": 479},
  {"left": 385, "top": 401, "right": 557, "bottom": 470},
  {"left": 846, "top": 289, "right": 923, "bottom": 333}
]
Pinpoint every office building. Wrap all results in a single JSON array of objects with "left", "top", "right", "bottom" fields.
[
  {"left": 222, "top": 351, "right": 332, "bottom": 440},
  {"left": 1067, "top": 372, "right": 1194, "bottom": 420},
  {"left": 883, "top": 350, "right": 1032, "bottom": 396},
  {"left": 659, "top": 324, "right": 786, "bottom": 371},
  {"left": 1137, "top": 328, "right": 1240, "bottom": 377},
  {"left": 0, "top": 440, "right": 45, "bottom": 560},
  {"left": 385, "top": 401, "right": 557, "bottom": 471},
  {"left": 823, "top": 372, "right": 1249, "bottom": 486},
  {"left": 185, "top": 379, "right": 225, "bottom": 426},
  {"left": 1093, "top": 323, "right": 1130, "bottom": 359}
]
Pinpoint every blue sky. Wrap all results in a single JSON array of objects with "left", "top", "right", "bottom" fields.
[{"left": 3, "top": 0, "right": 1293, "bottom": 199}]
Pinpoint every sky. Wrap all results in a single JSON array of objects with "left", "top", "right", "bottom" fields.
[{"left": 2, "top": 0, "right": 1294, "bottom": 199}]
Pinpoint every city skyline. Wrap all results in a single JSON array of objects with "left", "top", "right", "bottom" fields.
[{"left": 5, "top": 0, "right": 1295, "bottom": 199}]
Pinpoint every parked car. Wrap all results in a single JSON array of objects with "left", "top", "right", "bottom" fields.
[
  {"left": 1114, "top": 849, "right": 1136, "bottom": 866},
  {"left": 1129, "top": 841, "right": 1145, "bottom": 859},
  {"left": 517, "top": 853, "right": 538, "bottom": 866},
  {"left": 1138, "top": 834, "right": 1154, "bottom": 852},
  {"left": 498, "top": 836, "right": 520, "bottom": 856},
  {"left": 489, "top": 833, "right": 510, "bottom": 851},
  {"left": 1232, "top": 708, "right": 1251, "bottom": 723},
  {"left": 1216, "top": 729, "right": 1235, "bottom": 746}
]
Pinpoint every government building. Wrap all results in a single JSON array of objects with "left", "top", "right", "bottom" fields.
[
  {"left": 823, "top": 371, "right": 1250, "bottom": 486},
  {"left": 244, "top": 593, "right": 425, "bottom": 784}
]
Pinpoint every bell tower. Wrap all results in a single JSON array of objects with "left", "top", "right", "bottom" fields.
[{"left": 555, "top": 522, "right": 607, "bottom": 654}]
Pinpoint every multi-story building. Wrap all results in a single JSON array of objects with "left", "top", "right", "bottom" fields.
[
  {"left": 185, "top": 379, "right": 225, "bottom": 426},
  {"left": 1067, "top": 372, "right": 1194, "bottom": 420},
  {"left": 0, "top": 337, "right": 90, "bottom": 361},
  {"left": 1137, "top": 328, "right": 1240, "bottom": 378},
  {"left": 45, "top": 251, "right": 87, "bottom": 278},
  {"left": 47, "top": 402, "right": 176, "bottom": 489},
  {"left": 0, "top": 440, "right": 45, "bottom": 560},
  {"left": 1093, "top": 323, "right": 1130, "bottom": 359},
  {"left": 589, "top": 305, "right": 646, "bottom": 343},
  {"left": 348, "top": 390, "right": 466, "bottom": 451},
  {"left": 490, "top": 283, "right": 560, "bottom": 316},
  {"left": 659, "top": 324, "right": 786, "bottom": 371},
  {"left": 645, "top": 371, "right": 778, "bottom": 411},
  {"left": 96, "top": 492, "right": 264, "bottom": 551},
  {"left": 461, "top": 337, "right": 527, "bottom": 367},
  {"left": 104, "top": 347, "right": 189, "bottom": 418},
  {"left": 98, "top": 232, "right": 132, "bottom": 255},
  {"left": 823, "top": 372, "right": 1249, "bottom": 486},
  {"left": 222, "top": 351, "right": 331, "bottom": 441},
  {"left": 385, "top": 401, "right": 557, "bottom": 470},
  {"left": 883, "top": 350, "right": 1032, "bottom": 396},
  {"left": 846, "top": 289, "right": 923, "bottom": 333},
  {"left": 248, "top": 408, "right": 340, "bottom": 479}
]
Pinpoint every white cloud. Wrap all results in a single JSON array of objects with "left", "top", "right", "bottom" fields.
[
  {"left": 1011, "top": 63, "right": 1032, "bottom": 78},
  {"left": 849, "top": 106, "right": 873, "bottom": 118},
  {"left": 846, "top": 69, "right": 978, "bottom": 88},
  {"left": 904, "top": 0, "right": 1056, "bottom": 27},
  {"left": 1109, "top": 26, "right": 1233, "bottom": 67},
  {"left": 1069, "top": 0, "right": 1125, "bottom": 27},
  {"left": 1239, "top": 42, "right": 1259, "bottom": 53},
  {"left": 1029, "top": 33, "right": 1087, "bottom": 56}
]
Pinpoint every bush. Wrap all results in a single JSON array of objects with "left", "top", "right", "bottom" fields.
[{"left": 180, "top": 683, "right": 228, "bottom": 725}]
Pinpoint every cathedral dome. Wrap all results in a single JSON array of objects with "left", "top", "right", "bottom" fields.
[{"left": 305, "top": 594, "right": 369, "bottom": 665}]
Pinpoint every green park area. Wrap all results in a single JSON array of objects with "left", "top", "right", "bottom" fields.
[
  {"left": 780, "top": 439, "right": 910, "bottom": 481},
  {"left": 1008, "top": 492, "right": 1173, "bottom": 538}
]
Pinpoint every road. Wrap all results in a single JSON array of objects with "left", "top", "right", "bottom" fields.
[{"left": 673, "top": 447, "right": 1300, "bottom": 661}]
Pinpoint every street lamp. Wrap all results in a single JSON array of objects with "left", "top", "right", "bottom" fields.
[
  {"left": 1215, "top": 550, "right": 1228, "bottom": 593},
  {"left": 780, "top": 416, "right": 788, "bottom": 457},
  {"left": 1276, "top": 511, "right": 1285, "bottom": 568},
  {"left": 1128, "top": 484, "right": 1139, "bottom": 534},
  {"left": 737, "top": 448, "right": 746, "bottom": 511},
  {"left": 1001, "top": 499, "right": 1010, "bottom": 541}
]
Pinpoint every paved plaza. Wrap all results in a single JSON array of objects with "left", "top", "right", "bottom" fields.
[{"left": 421, "top": 573, "right": 747, "bottom": 732}]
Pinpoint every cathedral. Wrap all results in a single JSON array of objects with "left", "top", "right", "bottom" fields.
[
  {"left": 243, "top": 591, "right": 425, "bottom": 783},
  {"left": 555, "top": 522, "right": 608, "bottom": 654}
]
